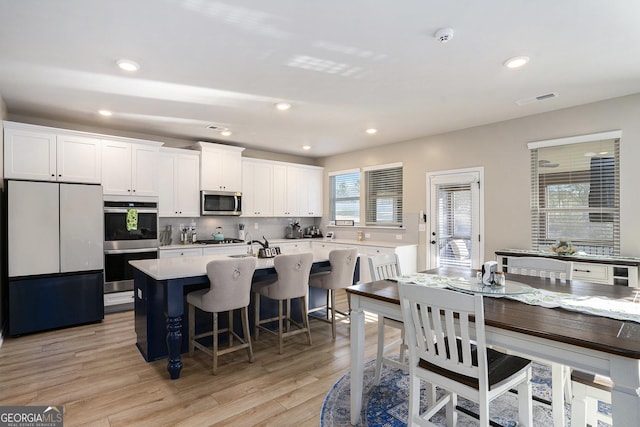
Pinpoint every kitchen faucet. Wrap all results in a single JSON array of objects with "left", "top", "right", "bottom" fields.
[{"left": 244, "top": 231, "right": 255, "bottom": 256}]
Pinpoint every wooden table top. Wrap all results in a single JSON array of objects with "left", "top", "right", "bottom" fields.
[{"left": 346, "top": 266, "right": 640, "bottom": 359}]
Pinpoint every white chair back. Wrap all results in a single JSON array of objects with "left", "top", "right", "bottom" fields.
[
  {"left": 369, "top": 253, "right": 401, "bottom": 281},
  {"left": 399, "top": 283, "right": 487, "bottom": 386},
  {"left": 507, "top": 256, "right": 573, "bottom": 280}
]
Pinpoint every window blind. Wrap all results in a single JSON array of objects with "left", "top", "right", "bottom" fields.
[
  {"left": 329, "top": 170, "right": 360, "bottom": 224},
  {"left": 437, "top": 183, "right": 472, "bottom": 267},
  {"left": 530, "top": 138, "right": 620, "bottom": 255},
  {"left": 364, "top": 164, "right": 403, "bottom": 226}
]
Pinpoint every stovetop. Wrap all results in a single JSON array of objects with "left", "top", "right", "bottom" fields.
[{"left": 197, "top": 239, "right": 245, "bottom": 245}]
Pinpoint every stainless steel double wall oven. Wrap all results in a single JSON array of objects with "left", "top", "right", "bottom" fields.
[{"left": 103, "top": 196, "right": 158, "bottom": 310}]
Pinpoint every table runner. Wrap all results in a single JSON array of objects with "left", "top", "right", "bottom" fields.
[{"left": 396, "top": 273, "right": 640, "bottom": 324}]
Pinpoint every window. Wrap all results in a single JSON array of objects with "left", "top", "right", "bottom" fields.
[
  {"left": 329, "top": 170, "right": 360, "bottom": 225},
  {"left": 364, "top": 163, "right": 403, "bottom": 227},
  {"left": 329, "top": 163, "right": 404, "bottom": 227},
  {"left": 529, "top": 134, "right": 620, "bottom": 256}
]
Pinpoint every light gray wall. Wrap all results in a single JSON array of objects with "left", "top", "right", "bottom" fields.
[{"left": 318, "top": 93, "right": 640, "bottom": 270}]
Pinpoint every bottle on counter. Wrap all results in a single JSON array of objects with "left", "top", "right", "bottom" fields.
[{"left": 191, "top": 227, "right": 197, "bottom": 244}]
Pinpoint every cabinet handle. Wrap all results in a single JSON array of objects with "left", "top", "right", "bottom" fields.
[
  {"left": 128, "top": 189, "right": 131, "bottom": 192},
  {"left": 574, "top": 268, "right": 591, "bottom": 273},
  {"left": 51, "top": 174, "right": 55, "bottom": 177}
]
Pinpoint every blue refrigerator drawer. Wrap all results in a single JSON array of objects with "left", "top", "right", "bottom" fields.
[{"left": 9, "top": 271, "right": 104, "bottom": 336}]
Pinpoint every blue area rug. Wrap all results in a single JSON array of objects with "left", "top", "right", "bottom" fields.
[{"left": 320, "top": 359, "right": 567, "bottom": 426}]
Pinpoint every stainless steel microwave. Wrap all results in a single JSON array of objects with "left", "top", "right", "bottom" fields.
[{"left": 201, "top": 191, "right": 242, "bottom": 216}]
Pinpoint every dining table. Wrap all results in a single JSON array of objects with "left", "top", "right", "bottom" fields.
[{"left": 346, "top": 266, "right": 640, "bottom": 426}]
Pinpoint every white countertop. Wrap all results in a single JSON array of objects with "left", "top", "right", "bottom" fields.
[
  {"left": 130, "top": 252, "right": 329, "bottom": 281},
  {"left": 159, "top": 238, "right": 417, "bottom": 251}
]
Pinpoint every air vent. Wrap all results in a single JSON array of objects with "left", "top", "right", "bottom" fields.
[{"left": 516, "top": 92, "right": 559, "bottom": 106}]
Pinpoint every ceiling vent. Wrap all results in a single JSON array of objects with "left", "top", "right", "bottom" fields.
[{"left": 516, "top": 92, "right": 559, "bottom": 106}]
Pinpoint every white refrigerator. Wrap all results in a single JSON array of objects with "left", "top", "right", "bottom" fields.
[{"left": 8, "top": 180, "right": 104, "bottom": 335}]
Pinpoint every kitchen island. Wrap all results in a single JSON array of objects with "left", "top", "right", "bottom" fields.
[{"left": 131, "top": 251, "right": 356, "bottom": 379}]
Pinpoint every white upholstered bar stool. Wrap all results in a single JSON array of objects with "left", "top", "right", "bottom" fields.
[
  {"left": 252, "top": 252, "right": 313, "bottom": 354},
  {"left": 507, "top": 256, "right": 573, "bottom": 427},
  {"left": 368, "top": 253, "right": 408, "bottom": 385},
  {"left": 187, "top": 257, "right": 257, "bottom": 375},
  {"left": 308, "top": 247, "right": 358, "bottom": 339}
]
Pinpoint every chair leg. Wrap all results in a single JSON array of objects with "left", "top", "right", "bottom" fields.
[
  {"left": 241, "top": 307, "right": 254, "bottom": 363},
  {"left": 278, "top": 299, "right": 284, "bottom": 354},
  {"left": 517, "top": 368, "right": 533, "bottom": 427},
  {"left": 570, "top": 381, "right": 588, "bottom": 427},
  {"left": 446, "top": 392, "right": 457, "bottom": 427},
  {"left": 301, "top": 295, "right": 312, "bottom": 346},
  {"left": 228, "top": 310, "right": 234, "bottom": 348},
  {"left": 212, "top": 312, "right": 219, "bottom": 375},
  {"left": 374, "top": 315, "right": 385, "bottom": 385},
  {"left": 285, "top": 299, "right": 291, "bottom": 332},
  {"left": 329, "top": 289, "right": 336, "bottom": 340},
  {"left": 254, "top": 292, "right": 260, "bottom": 340},
  {"left": 188, "top": 304, "right": 195, "bottom": 356}
]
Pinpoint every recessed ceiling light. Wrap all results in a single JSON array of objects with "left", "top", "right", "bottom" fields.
[
  {"left": 302, "top": 145, "right": 311, "bottom": 150},
  {"left": 504, "top": 56, "right": 530, "bottom": 69},
  {"left": 366, "top": 128, "right": 378, "bottom": 135},
  {"left": 220, "top": 130, "right": 232, "bottom": 137},
  {"left": 275, "top": 102, "right": 291, "bottom": 111},
  {"left": 117, "top": 59, "right": 140, "bottom": 72},
  {"left": 98, "top": 109, "right": 113, "bottom": 117}
]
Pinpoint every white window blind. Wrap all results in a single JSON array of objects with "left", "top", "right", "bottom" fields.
[
  {"left": 329, "top": 170, "right": 360, "bottom": 224},
  {"left": 530, "top": 138, "right": 620, "bottom": 255},
  {"left": 364, "top": 164, "right": 403, "bottom": 227},
  {"left": 437, "top": 183, "right": 472, "bottom": 267}
]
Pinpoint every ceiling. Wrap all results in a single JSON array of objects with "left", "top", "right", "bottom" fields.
[{"left": 1, "top": 1, "right": 640, "bottom": 158}]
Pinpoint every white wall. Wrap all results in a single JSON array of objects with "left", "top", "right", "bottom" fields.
[{"left": 318, "top": 93, "right": 640, "bottom": 270}]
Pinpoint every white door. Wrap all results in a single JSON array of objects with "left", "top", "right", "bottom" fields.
[{"left": 426, "top": 168, "right": 483, "bottom": 269}]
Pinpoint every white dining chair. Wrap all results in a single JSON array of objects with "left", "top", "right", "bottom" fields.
[
  {"left": 398, "top": 282, "right": 533, "bottom": 426},
  {"left": 570, "top": 370, "right": 613, "bottom": 426},
  {"left": 368, "top": 253, "right": 408, "bottom": 385},
  {"left": 507, "top": 256, "right": 573, "bottom": 426}
]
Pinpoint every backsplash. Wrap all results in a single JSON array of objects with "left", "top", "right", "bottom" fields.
[{"left": 159, "top": 217, "right": 320, "bottom": 246}]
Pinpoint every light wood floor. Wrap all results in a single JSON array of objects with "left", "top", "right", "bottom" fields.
[{"left": 0, "top": 290, "right": 395, "bottom": 426}]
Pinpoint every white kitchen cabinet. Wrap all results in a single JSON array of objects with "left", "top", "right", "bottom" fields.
[
  {"left": 194, "top": 141, "right": 244, "bottom": 192},
  {"left": 299, "top": 166, "right": 323, "bottom": 216},
  {"left": 159, "top": 247, "right": 203, "bottom": 258},
  {"left": 102, "top": 139, "right": 160, "bottom": 196},
  {"left": 311, "top": 241, "right": 417, "bottom": 284},
  {"left": 202, "top": 245, "right": 247, "bottom": 256},
  {"left": 158, "top": 148, "right": 200, "bottom": 217},
  {"left": 273, "top": 164, "right": 304, "bottom": 216},
  {"left": 278, "top": 240, "right": 313, "bottom": 253},
  {"left": 4, "top": 124, "right": 101, "bottom": 183},
  {"left": 273, "top": 164, "right": 323, "bottom": 217},
  {"left": 242, "top": 159, "right": 273, "bottom": 217}
]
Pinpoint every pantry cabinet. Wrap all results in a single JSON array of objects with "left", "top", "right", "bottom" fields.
[
  {"left": 194, "top": 141, "right": 244, "bottom": 192},
  {"left": 272, "top": 163, "right": 323, "bottom": 217},
  {"left": 158, "top": 148, "right": 200, "bottom": 217},
  {"left": 4, "top": 123, "right": 101, "bottom": 183},
  {"left": 102, "top": 139, "right": 160, "bottom": 196}
]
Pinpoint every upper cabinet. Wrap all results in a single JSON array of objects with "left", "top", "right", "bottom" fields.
[
  {"left": 242, "top": 159, "right": 274, "bottom": 217},
  {"left": 194, "top": 142, "right": 244, "bottom": 192},
  {"left": 4, "top": 123, "right": 101, "bottom": 183},
  {"left": 102, "top": 139, "right": 160, "bottom": 196},
  {"left": 242, "top": 159, "right": 323, "bottom": 218},
  {"left": 158, "top": 148, "right": 200, "bottom": 217}
]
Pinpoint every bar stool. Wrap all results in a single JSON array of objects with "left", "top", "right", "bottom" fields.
[
  {"left": 187, "top": 257, "right": 257, "bottom": 375},
  {"left": 252, "top": 252, "right": 313, "bottom": 354},
  {"left": 308, "top": 247, "right": 358, "bottom": 339}
]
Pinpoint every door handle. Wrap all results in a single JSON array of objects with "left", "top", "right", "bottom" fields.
[{"left": 430, "top": 240, "right": 436, "bottom": 244}]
